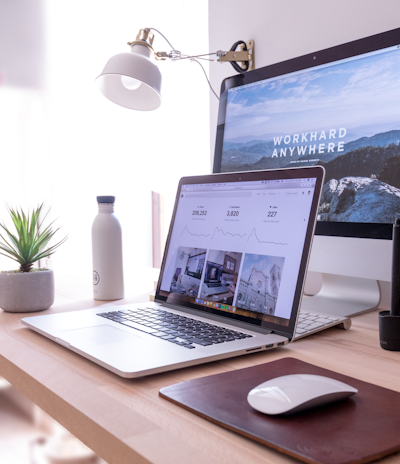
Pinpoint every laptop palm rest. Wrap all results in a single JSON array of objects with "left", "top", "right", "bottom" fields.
[{"left": 60, "top": 325, "right": 142, "bottom": 347}]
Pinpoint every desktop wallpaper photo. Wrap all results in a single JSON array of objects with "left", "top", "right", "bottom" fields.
[{"left": 221, "top": 46, "right": 400, "bottom": 224}]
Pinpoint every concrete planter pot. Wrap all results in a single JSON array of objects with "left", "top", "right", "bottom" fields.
[{"left": 0, "top": 269, "right": 54, "bottom": 313}]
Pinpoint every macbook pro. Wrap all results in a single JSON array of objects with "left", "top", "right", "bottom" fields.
[{"left": 22, "top": 166, "right": 325, "bottom": 378}]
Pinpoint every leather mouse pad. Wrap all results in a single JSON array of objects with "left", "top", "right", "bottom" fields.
[{"left": 159, "top": 357, "right": 400, "bottom": 464}]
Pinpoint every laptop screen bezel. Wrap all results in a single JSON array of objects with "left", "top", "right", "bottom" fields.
[{"left": 154, "top": 166, "right": 325, "bottom": 340}]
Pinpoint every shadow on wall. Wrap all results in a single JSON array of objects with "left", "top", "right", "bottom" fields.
[{"left": 0, "top": 0, "right": 45, "bottom": 89}]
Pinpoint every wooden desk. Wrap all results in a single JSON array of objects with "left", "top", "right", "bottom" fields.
[{"left": 0, "top": 277, "right": 399, "bottom": 464}]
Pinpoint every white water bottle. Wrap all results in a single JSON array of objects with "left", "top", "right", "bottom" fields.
[{"left": 92, "top": 196, "right": 124, "bottom": 300}]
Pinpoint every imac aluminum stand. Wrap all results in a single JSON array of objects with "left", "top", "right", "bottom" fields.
[{"left": 301, "top": 274, "right": 380, "bottom": 318}]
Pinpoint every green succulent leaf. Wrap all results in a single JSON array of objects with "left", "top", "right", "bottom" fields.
[{"left": 0, "top": 204, "right": 67, "bottom": 272}]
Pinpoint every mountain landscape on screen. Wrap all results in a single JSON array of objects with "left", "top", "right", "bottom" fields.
[
  {"left": 219, "top": 44, "right": 400, "bottom": 223},
  {"left": 221, "top": 130, "right": 400, "bottom": 223}
]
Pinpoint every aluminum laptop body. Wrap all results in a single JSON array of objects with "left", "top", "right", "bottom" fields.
[{"left": 22, "top": 166, "right": 324, "bottom": 378}]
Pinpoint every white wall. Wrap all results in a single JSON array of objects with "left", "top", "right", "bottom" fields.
[{"left": 0, "top": 0, "right": 45, "bottom": 89}]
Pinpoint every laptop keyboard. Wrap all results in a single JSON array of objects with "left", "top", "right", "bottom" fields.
[{"left": 97, "top": 307, "right": 253, "bottom": 349}]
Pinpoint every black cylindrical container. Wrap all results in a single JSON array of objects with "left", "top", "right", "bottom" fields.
[
  {"left": 390, "top": 218, "right": 400, "bottom": 316},
  {"left": 379, "top": 218, "right": 400, "bottom": 351}
]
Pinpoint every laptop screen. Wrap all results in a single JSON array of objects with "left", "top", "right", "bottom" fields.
[{"left": 156, "top": 167, "right": 324, "bottom": 338}]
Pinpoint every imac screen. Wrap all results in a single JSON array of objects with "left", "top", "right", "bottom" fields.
[{"left": 213, "top": 27, "right": 400, "bottom": 239}]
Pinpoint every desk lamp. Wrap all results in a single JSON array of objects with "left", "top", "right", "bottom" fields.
[{"left": 96, "top": 28, "right": 254, "bottom": 110}]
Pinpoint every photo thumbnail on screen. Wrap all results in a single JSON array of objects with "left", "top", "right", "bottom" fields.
[
  {"left": 235, "top": 253, "right": 284, "bottom": 315},
  {"left": 200, "top": 250, "right": 243, "bottom": 306},
  {"left": 170, "top": 247, "right": 206, "bottom": 297}
]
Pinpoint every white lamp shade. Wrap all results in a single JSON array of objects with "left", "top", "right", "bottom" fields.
[{"left": 96, "top": 45, "right": 162, "bottom": 111}]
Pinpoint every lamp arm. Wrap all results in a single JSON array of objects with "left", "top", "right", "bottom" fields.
[
  {"left": 147, "top": 27, "right": 254, "bottom": 70},
  {"left": 145, "top": 28, "right": 220, "bottom": 99},
  {"left": 152, "top": 51, "right": 219, "bottom": 100},
  {"left": 133, "top": 28, "right": 254, "bottom": 99}
]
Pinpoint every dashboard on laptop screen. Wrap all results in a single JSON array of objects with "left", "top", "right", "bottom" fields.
[
  {"left": 213, "top": 27, "right": 400, "bottom": 240},
  {"left": 156, "top": 168, "right": 324, "bottom": 337}
]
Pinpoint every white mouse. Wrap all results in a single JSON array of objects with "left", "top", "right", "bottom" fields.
[{"left": 247, "top": 374, "right": 358, "bottom": 415}]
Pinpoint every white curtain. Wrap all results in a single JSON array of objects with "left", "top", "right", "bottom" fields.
[{"left": 0, "top": 0, "right": 210, "bottom": 279}]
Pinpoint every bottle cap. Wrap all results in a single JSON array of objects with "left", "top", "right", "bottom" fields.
[{"left": 96, "top": 196, "right": 115, "bottom": 204}]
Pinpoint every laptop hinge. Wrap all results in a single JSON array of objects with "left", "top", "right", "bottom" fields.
[
  {"left": 158, "top": 300, "right": 273, "bottom": 335},
  {"left": 272, "top": 330, "right": 293, "bottom": 341}
]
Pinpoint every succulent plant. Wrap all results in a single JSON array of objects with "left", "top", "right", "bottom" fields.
[{"left": 0, "top": 204, "right": 67, "bottom": 273}]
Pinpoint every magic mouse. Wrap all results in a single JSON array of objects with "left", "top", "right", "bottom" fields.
[{"left": 247, "top": 374, "right": 358, "bottom": 415}]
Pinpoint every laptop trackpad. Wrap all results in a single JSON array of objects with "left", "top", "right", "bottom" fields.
[{"left": 60, "top": 325, "right": 141, "bottom": 346}]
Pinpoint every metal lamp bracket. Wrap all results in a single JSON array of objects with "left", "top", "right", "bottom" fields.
[
  {"left": 155, "top": 52, "right": 169, "bottom": 60},
  {"left": 217, "top": 40, "right": 255, "bottom": 71},
  {"left": 127, "top": 28, "right": 156, "bottom": 54}
]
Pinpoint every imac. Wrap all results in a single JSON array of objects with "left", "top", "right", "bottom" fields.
[{"left": 212, "top": 28, "right": 400, "bottom": 317}]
